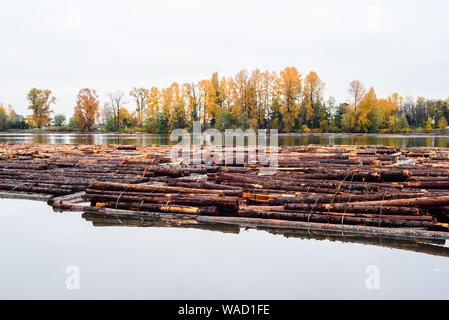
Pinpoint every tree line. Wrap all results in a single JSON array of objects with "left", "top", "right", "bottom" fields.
[{"left": 1, "top": 66, "right": 449, "bottom": 133}]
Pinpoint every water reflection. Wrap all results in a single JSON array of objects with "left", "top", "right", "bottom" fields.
[
  {"left": 81, "top": 212, "right": 449, "bottom": 259},
  {"left": 2, "top": 199, "right": 449, "bottom": 299},
  {"left": 1, "top": 133, "right": 449, "bottom": 147}
]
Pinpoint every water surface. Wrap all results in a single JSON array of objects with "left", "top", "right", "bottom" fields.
[
  {"left": 1, "top": 133, "right": 449, "bottom": 148},
  {"left": 1, "top": 134, "right": 449, "bottom": 299},
  {"left": 0, "top": 199, "right": 448, "bottom": 299}
]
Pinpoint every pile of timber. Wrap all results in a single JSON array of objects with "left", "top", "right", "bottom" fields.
[
  {"left": 0, "top": 143, "right": 217, "bottom": 196},
  {"left": 2, "top": 143, "right": 449, "bottom": 234}
]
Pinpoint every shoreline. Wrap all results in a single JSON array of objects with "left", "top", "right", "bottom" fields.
[{"left": 1, "top": 131, "right": 449, "bottom": 138}]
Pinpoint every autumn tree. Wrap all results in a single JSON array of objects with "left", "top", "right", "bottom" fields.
[
  {"left": 247, "top": 69, "right": 274, "bottom": 130},
  {"left": 0, "top": 104, "right": 27, "bottom": 130},
  {"left": 118, "top": 107, "right": 136, "bottom": 128},
  {"left": 229, "top": 70, "right": 249, "bottom": 128},
  {"left": 129, "top": 87, "right": 149, "bottom": 127},
  {"left": 74, "top": 88, "right": 100, "bottom": 131},
  {"left": 61, "top": 67, "right": 449, "bottom": 134},
  {"left": 279, "top": 67, "right": 302, "bottom": 132},
  {"left": 425, "top": 117, "right": 433, "bottom": 133},
  {"left": 106, "top": 91, "right": 125, "bottom": 131},
  {"left": 27, "top": 88, "right": 56, "bottom": 128},
  {"left": 146, "top": 87, "right": 161, "bottom": 131},
  {"left": 377, "top": 93, "right": 403, "bottom": 132},
  {"left": 341, "top": 104, "right": 356, "bottom": 132},
  {"left": 438, "top": 117, "right": 448, "bottom": 130},
  {"left": 169, "top": 82, "right": 186, "bottom": 130},
  {"left": 215, "top": 77, "right": 233, "bottom": 130},
  {"left": 354, "top": 87, "right": 377, "bottom": 132},
  {"left": 211, "top": 72, "right": 222, "bottom": 107},
  {"left": 0, "top": 105, "right": 7, "bottom": 131},
  {"left": 303, "top": 71, "right": 325, "bottom": 128},
  {"left": 348, "top": 80, "right": 366, "bottom": 111},
  {"left": 198, "top": 79, "right": 219, "bottom": 129},
  {"left": 183, "top": 82, "right": 199, "bottom": 127},
  {"left": 269, "top": 76, "right": 283, "bottom": 129},
  {"left": 155, "top": 83, "right": 187, "bottom": 133}
]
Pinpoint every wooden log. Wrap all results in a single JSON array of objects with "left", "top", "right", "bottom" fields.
[
  {"left": 284, "top": 203, "right": 420, "bottom": 215},
  {"left": 348, "top": 196, "right": 449, "bottom": 208},
  {"left": 89, "top": 181, "right": 227, "bottom": 196},
  {"left": 238, "top": 210, "right": 435, "bottom": 228},
  {"left": 268, "top": 193, "right": 427, "bottom": 205},
  {"left": 83, "top": 193, "right": 239, "bottom": 208},
  {"left": 104, "top": 201, "right": 219, "bottom": 215}
]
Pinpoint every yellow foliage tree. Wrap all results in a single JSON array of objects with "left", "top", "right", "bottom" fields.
[
  {"left": 279, "top": 67, "right": 302, "bottom": 132},
  {"left": 438, "top": 117, "right": 448, "bottom": 130},
  {"left": 27, "top": 88, "right": 56, "bottom": 128},
  {"left": 425, "top": 117, "right": 433, "bottom": 133},
  {"left": 198, "top": 79, "right": 219, "bottom": 128},
  {"left": 301, "top": 71, "right": 324, "bottom": 127},
  {"left": 354, "top": 87, "right": 377, "bottom": 132}
]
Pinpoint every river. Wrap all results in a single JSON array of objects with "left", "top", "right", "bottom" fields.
[
  {"left": 1, "top": 133, "right": 449, "bottom": 148},
  {"left": 0, "top": 134, "right": 448, "bottom": 299}
]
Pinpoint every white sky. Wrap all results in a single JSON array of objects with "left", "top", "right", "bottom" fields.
[{"left": 1, "top": 0, "right": 448, "bottom": 117}]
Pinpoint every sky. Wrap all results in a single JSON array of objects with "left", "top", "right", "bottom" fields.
[{"left": 0, "top": 0, "right": 448, "bottom": 117}]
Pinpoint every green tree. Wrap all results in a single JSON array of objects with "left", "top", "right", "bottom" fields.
[
  {"left": 0, "top": 106, "right": 7, "bottom": 131},
  {"left": 8, "top": 114, "right": 28, "bottom": 129},
  {"left": 53, "top": 114, "right": 67, "bottom": 127},
  {"left": 68, "top": 116, "right": 80, "bottom": 129},
  {"left": 215, "top": 108, "right": 233, "bottom": 131}
]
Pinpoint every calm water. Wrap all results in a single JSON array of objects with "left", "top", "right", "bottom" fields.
[
  {"left": 0, "top": 199, "right": 448, "bottom": 299},
  {"left": 1, "top": 133, "right": 449, "bottom": 148},
  {"left": 1, "top": 134, "right": 449, "bottom": 299}
]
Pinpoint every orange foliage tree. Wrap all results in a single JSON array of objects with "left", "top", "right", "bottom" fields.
[{"left": 74, "top": 88, "right": 100, "bottom": 131}]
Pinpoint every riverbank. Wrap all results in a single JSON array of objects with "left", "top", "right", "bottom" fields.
[{"left": 1, "top": 129, "right": 449, "bottom": 137}]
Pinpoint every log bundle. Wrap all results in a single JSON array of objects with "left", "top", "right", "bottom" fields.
[
  {"left": 0, "top": 143, "right": 212, "bottom": 196},
  {"left": 2, "top": 142, "right": 449, "bottom": 234}
]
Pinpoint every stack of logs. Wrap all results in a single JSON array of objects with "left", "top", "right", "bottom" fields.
[
  {"left": 0, "top": 143, "right": 216, "bottom": 195},
  {"left": 2, "top": 143, "right": 449, "bottom": 232}
]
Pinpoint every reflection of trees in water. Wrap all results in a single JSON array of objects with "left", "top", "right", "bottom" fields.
[
  {"left": 72, "top": 135, "right": 95, "bottom": 145},
  {"left": 34, "top": 135, "right": 49, "bottom": 144},
  {"left": 436, "top": 138, "right": 448, "bottom": 148},
  {"left": 93, "top": 134, "right": 172, "bottom": 147},
  {"left": 82, "top": 212, "right": 449, "bottom": 258},
  {"left": 6, "top": 134, "right": 449, "bottom": 148}
]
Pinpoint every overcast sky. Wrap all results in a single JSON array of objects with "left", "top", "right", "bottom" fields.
[{"left": 0, "top": 0, "right": 448, "bottom": 117}]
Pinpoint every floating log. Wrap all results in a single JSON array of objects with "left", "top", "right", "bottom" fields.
[
  {"left": 238, "top": 210, "right": 434, "bottom": 228},
  {"left": 284, "top": 203, "right": 421, "bottom": 215}
]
